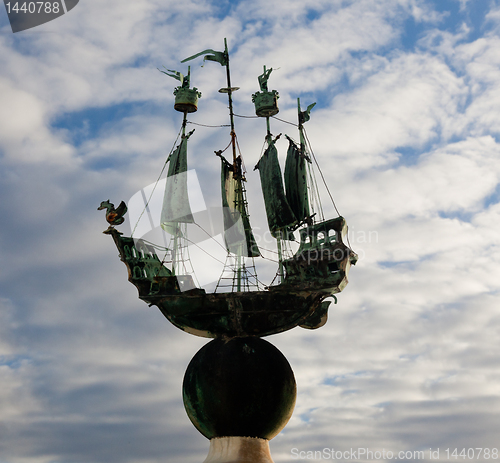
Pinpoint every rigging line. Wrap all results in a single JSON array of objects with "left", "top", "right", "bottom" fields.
[
  {"left": 181, "top": 234, "right": 228, "bottom": 266},
  {"left": 250, "top": 271, "right": 268, "bottom": 290},
  {"left": 193, "top": 223, "right": 231, "bottom": 254},
  {"left": 233, "top": 259, "right": 266, "bottom": 290},
  {"left": 131, "top": 125, "right": 183, "bottom": 238},
  {"left": 218, "top": 138, "right": 233, "bottom": 155},
  {"left": 139, "top": 238, "right": 169, "bottom": 252},
  {"left": 303, "top": 128, "right": 355, "bottom": 252},
  {"left": 182, "top": 227, "right": 201, "bottom": 288},
  {"left": 308, "top": 155, "right": 324, "bottom": 222},
  {"left": 303, "top": 127, "right": 341, "bottom": 217},
  {"left": 234, "top": 134, "right": 249, "bottom": 174},
  {"left": 242, "top": 260, "right": 268, "bottom": 289},
  {"left": 257, "top": 246, "right": 280, "bottom": 256},
  {"left": 260, "top": 255, "right": 280, "bottom": 264},
  {"left": 272, "top": 115, "right": 298, "bottom": 127},
  {"left": 255, "top": 136, "right": 268, "bottom": 164},
  {"left": 269, "top": 271, "right": 279, "bottom": 287},
  {"left": 261, "top": 138, "right": 267, "bottom": 155},
  {"left": 187, "top": 121, "right": 231, "bottom": 128},
  {"left": 234, "top": 133, "right": 242, "bottom": 156},
  {"left": 159, "top": 235, "right": 173, "bottom": 267},
  {"left": 234, "top": 113, "right": 259, "bottom": 119},
  {"left": 234, "top": 112, "right": 299, "bottom": 128}
]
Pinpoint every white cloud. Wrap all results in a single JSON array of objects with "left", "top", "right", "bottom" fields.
[
  {"left": 2, "top": 0, "right": 500, "bottom": 462},
  {"left": 0, "top": 78, "right": 74, "bottom": 163}
]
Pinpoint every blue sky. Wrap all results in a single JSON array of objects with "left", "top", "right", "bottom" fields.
[{"left": 2, "top": 0, "right": 500, "bottom": 462}]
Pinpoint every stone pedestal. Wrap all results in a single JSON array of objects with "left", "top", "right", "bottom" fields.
[{"left": 203, "top": 437, "right": 273, "bottom": 463}]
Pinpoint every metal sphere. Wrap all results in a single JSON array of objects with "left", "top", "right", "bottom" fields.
[{"left": 183, "top": 336, "right": 296, "bottom": 440}]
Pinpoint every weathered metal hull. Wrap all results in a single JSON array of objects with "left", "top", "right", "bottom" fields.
[
  {"left": 144, "top": 286, "right": 330, "bottom": 338},
  {"left": 104, "top": 227, "right": 350, "bottom": 338}
]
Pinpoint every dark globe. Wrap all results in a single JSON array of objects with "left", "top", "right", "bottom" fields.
[{"left": 183, "top": 336, "right": 296, "bottom": 439}]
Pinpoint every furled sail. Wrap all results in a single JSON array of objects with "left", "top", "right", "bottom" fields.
[
  {"left": 221, "top": 156, "right": 260, "bottom": 257},
  {"left": 284, "top": 137, "right": 310, "bottom": 224},
  {"left": 255, "top": 141, "right": 297, "bottom": 238},
  {"left": 161, "top": 137, "right": 194, "bottom": 235}
]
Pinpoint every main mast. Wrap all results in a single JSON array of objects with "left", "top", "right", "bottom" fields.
[
  {"left": 182, "top": 39, "right": 258, "bottom": 292},
  {"left": 220, "top": 38, "right": 243, "bottom": 290},
  {"left": 223, "top": 39, "right": 238, "bottom": 167}
]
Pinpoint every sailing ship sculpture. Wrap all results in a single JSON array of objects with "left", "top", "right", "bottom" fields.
[
  {"left": 101, "top": 40, "right": 357, "bottom": 340},
  {"left": 100, "top": 39, "right": 357, "bottom": 463}
]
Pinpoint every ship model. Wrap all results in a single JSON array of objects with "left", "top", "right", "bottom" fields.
[
  {"left": 100, "top": 40, "right": 358, "bottom": 462},
  {"left": 100, "top": 40, "right": 357, "bottom": 340}
]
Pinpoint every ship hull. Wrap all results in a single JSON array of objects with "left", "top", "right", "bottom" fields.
[
  {"left": 105, "top": 228, "right": 341, "bottom": 338},
  {"left": 145, "top": 288, "right": 330, "bottom": 338}
]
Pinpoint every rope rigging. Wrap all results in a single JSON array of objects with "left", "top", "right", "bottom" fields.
[
  {"left": 131, "top": 124, "right": 183, "bottom": 238},
  {"left": 129, "top": 108, "right": 351, "bottom": 285}
]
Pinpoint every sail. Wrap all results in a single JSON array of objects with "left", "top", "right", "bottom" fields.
[
  {"left": 161, "top": 138, "right": 194, "bottom": 235},
  {"left": 221, "top": 157, "right": 260, "bottom": 257},
  {"left": 284, "top": 137, "right": 310, "bottom": 223},
  {"left": 255, "top": 141, "right": 297, "bottom": 238}
]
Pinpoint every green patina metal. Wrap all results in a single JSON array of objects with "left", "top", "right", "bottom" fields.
[
  {"left": 281, "top": 217, "right": 358, "bottom": 292},
  {"left": 183, "top": 337, "right": 296, "bottom": 439},
  {"left": 100, "top": 41, "right": 359, "bottom": 462},
  {"left": 284, "top": 136, "right": 310, "bottom": 225},
  {"left": 100, "top": 39, "right": 357, "bottom": 340},
  {"left": 252, "top": 66, "right": 279, "bottom": 118},
  {"left": 283, "top": 98, "right": 315, "bottom": 226},
  {"left": 102, "top": 220, "right": 354, "bottom": 338},
  {"left": 173, "top": 86, "right": 201, "bottom": 113},
  {"left": 159, "top": 66, "right": 201, "bottom": 113},
  {"left": 98, "top": 199, "right": 127, "bottom": 229},
  {"left": 254, "top": 140, "right": 297, "bottom": 239},
  {"left": 220, "top": 156, "right": 260, "bottom": 258}
]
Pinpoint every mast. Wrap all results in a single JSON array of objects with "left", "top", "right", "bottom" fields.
[
  {"left": 289, "top": 98, "right": 316, "bottom": 225},
  {"left": 159, "top": 65, "right": 201, "bottom": 276},
  {"left": 171, "top": 110, "right": 188, "bottom": 276},
  {"left": 297, "top": 99, "right": 305, "bottom": 154},
  {"left": 221, "top": 38, "right": 242, "bottom": 290},
  {"left": 296, "top": 98, "right": 315, "bottom": 160},
  {"left": 264, "top": 81, "right": 281, "bottom": 280},
  {"left": 181, "top": 41, "right": 238, "bottom": 168},
  {"left": 253, "top": 66, "right": 294, "bottom": 283},
  {"left": 182, "top": 40, "right": 259, "bottom": 292},
  {"left": 223, "top": 38, "right": 238, "bottom": 167}
]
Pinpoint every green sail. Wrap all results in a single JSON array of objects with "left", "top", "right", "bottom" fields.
[
  {"left": 284, "top": 137, "right": 310, "bottom": 223},
  {"left": 161, "top": 138, "right": 194, "bottom": 235},
  {"left": 255, "top": 141, "right": 297, "bottom": 238},
  {"left": 221, "top": 157, "right": 260, "bottom": 257}
]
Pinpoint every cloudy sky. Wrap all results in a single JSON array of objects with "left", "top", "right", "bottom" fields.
[{"left": 2, "top": 0, "right": 500, "bottom": 462}]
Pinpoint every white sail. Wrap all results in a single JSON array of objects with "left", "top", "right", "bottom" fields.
[{"left": 161, "top": 138, "right": 194, "bottom": 235}]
